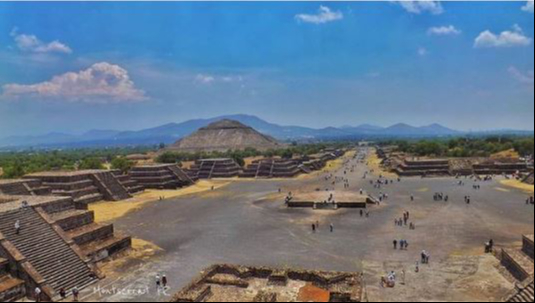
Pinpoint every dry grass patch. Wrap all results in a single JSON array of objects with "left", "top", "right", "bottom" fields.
[{"left": 89, "top": 180, "right": 231, "bottom": 223}]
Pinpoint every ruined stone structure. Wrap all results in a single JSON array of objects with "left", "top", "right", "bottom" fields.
[
  {"left": 0, "top": 194, "right": 131, "bottom": 301},
  {"left": 390, "top": 157, "right": 530, "bottom": 177},
  {"left": 241, "top": 159, "right": 302, "bottom": 178},
  {"left": 501, "top": 235, "right": 534, "bottom": 283},
  {"left": 396, "top": 159, "right": 451, "bottom": 177},
  {"left": 287, "top": 192, "right": 371, "bottom": 210},
  {"left": 0, "top": 179, "right": 51, "bottom": 196},
  {"left": 473, "top": 161, "right": 529, "bottom": 175},
  {"left": 24, "top": 170, "right": 132, "bottom": 205},
  {"left": 188, "top": 159, "right": 242, "bottom": 179},
  {"left": 129, "top": 164, "right": 194, "bottom": 189},
  {"left": 168, "top": 119, "right": 285, "bottom": 153},
  {"left": 170, "top": 264, "right": 364, "bottom": 302}
]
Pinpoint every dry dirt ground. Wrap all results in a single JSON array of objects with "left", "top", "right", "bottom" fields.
[{"left": 79, "top": 149, "right": 533, "bottom": 302}]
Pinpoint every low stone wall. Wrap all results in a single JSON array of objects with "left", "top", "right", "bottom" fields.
[
  {"left": 501, "top": 249, "right": 531, "bottom": 282},
  {"left": 56, "top": 211, "right": 95, "bottom": 232},
  {"left": 170, "top": 264, "right": 363, "bottom": 302},
  {"left": 0, "top": 278, "right": 26, "bottom": 302}
]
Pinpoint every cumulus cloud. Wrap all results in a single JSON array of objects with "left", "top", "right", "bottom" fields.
[
  {"left": 474, "top": 25, "right": 532, "bottom": 48},
  {"left": 392, "top": 1, "right": 444, "bottom": 15},
  {"left": 295, "top": 6, "right": 344, "bottom": 24},
  {"left": 522, "top": 1, "right": 534, "bottom": 13},
  {"left": 10, "top": 28, "right": 72, "bottom": 54},
  {"left": 1, "top": 62, "right": 146, "bottom": 103},
  {"left": 428, "top": 25, "right": 462, "bottom": 36},
  {"left": 508, "top": 66, "right": 534, "bottom": 88}
]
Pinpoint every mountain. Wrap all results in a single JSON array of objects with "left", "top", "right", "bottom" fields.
[
  {"left": 381, "top": 123, "right": 460, "bottom": 137},
  {"left": 0, "top": 114, "right": 530, "bottom": 150}
]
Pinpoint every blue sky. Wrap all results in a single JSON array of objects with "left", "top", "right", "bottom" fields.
[{"left": 0, "top": 1, "right": 533, "bottom": 137}]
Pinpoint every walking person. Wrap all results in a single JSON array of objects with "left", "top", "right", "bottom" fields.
[
  {"left": 162, "top": 274, "right": 168, "bottom": 288},
  {"left": 34, "top": 287, "right": 42, "bottom": 303},
  {"left": 156, "top": 274, "right": 161, "bottom": 290},
  {"left": 15, "top": 220, "right": 21, "bottom": 235},
  {"left": 72, "top": 287, "right": 80, "bottom": 302}
]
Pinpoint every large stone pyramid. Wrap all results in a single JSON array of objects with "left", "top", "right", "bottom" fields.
[{"left": 168, "top": 119, "right": 285, "bottom": 153}]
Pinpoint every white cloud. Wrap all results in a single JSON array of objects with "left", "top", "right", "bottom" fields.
[
  {"left": 195, "top": 74, "right": 216, "bottom": 84},
  {"left": 195, "top": 74, "right": 244, "bottom": 85},
  {"left": 10, "top": 28, "right": 72, "bottom": 54},
  {"left": 508, "top": 66, "right": 534, "bottom": 88},
  {"left": 295, "top": 6, "right": 344, "bottom": 24},
  {"left": 428, "top": 25, "right": 462, "bottom": 36},
  {"left": 418, "top": 47, "right": 429, "bottom": 56},
  {"left": 1, "top": 62, "right": 146, "bottom": 103},
  {"left": 392, "top": 1, "right": 444, "bottom": 15},
  {"left": 522, "top": 1, "right": 534, "bottom": 13},
  {"left": 474, "top": 25, "right": 532, "bottom": 48}
]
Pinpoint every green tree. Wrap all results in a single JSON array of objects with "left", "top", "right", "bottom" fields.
[
  {"left": 111, "top": 157, "right": 134, "bottom": 173},
  {"left": 79, "top": 158, "right": 104, "bottom": 170}
]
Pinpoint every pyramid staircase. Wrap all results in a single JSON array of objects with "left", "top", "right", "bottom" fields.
[{"left": 0, "top": 208, "right": 97, "bottom": 300}]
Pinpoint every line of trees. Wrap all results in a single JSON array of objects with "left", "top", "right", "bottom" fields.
[
  {"left": 0, "top": 147, "right": 152, "bottom": 179},
  {"left": 383, "top": 137, "right": 534, "bottom": 158}
]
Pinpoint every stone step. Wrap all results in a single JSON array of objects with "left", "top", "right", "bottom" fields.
[
  {"left": 502, "top": 249, "right": 535, "bottom": 282},
  {"left": 0, "top": 208, "right": 97, "bottom": 295}
]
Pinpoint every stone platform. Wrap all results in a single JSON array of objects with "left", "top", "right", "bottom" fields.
[
  {"left": 129, "top": 164, "right": 193, "bottom": 189},
  {"left": 25, "top": 170, "right": 132, "bottom": 205},
  {"left": 170, "top": 264, "right": 364, "bottom": 302},
  {"left": 288, "top": 192, "right": 370, "bottom": 209},
  {"left": 189, "top": 159, "right": 242, "bottom": 179}
]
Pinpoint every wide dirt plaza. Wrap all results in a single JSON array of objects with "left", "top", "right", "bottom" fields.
[{"left": 84, "top": 148, "right": 533, "bottom": 302}]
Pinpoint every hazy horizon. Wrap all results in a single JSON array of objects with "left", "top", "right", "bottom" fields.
[{"left": 1, "top": 1, "right": 534, "bottom": 137}]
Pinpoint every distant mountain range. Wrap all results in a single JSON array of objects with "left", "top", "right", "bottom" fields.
[{"left": 0, "top": 114, "right": 532, "bottom": 150}]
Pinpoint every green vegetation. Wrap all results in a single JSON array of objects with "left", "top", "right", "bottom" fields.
[
  {"left": 0, "top": 147, "right": 153, "bottom": 179},
  {"left": 111, "top": 157, "right": 135, "bottom": 174},
  {"left": 383, "top": 137, "right": 534, "bottom": 158}
]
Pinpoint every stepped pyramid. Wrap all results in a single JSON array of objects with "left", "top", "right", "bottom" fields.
[{"left": 168, "top": 119, "right": 285, "bottom": 153}]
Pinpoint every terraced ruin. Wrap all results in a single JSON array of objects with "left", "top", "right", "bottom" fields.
[
  {"left": 378, "top": 148, "right": 531, "bottom": 177},
  {"left": 241, "top": 158, "right": 302, "bottom": 178},
  {"left": 129, "top": 164, "right": 194, "bottom": 189},
  {"left": 0, "top": 194, "right": 131, "bottom": 301},
  {"left": 188, "top": 159, "right": 242, "bottom": 179},
  {"left": 170, "top": 264, "right": 364, "bottom": 302},
  {"left": 25, "top": 170, "right": 133, "bottom": 205}
]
